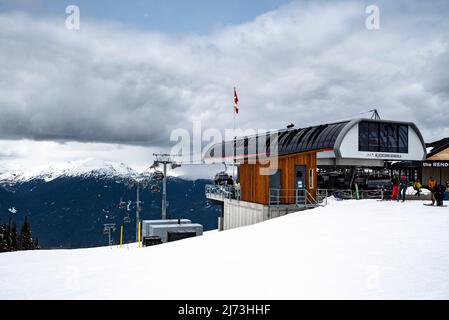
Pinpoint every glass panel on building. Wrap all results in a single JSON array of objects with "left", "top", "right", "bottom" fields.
[
  {"left": 398, "top": 125, "right": 408, "bottom": 153},
  {"left": 368, "top": 122, "right": 380, "bottom": 152},
  {"left": 359, "top": 122, "right": 369, "bottom": 151}
]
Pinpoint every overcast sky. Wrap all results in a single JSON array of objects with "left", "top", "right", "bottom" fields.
[{"left": 0, "top": 0, "right": 448, "bottom": 172}]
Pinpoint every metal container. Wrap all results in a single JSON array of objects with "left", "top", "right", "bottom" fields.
[
  {"left": 141, "top": 219, "right": 191, "bottom": 238},
  {"left": 148, "top": 223, "right": 203, "bottom": 243}
]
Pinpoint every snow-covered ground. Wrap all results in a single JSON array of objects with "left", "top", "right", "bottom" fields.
[{"left": 0, "top": 199, "right": 448, "bottom": 300}]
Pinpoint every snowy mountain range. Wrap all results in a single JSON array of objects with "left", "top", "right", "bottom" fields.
[
  {"left": 0, "top": 158, "right": 223, "bottom": 184},
  {"left": 0, "top": 159, "right": 141, "bottom": 184},
  {"left": 0, "top": 159, "right": 221, "bottom": 248}
]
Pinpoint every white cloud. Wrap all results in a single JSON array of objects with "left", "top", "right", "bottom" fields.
[
  {"left": 0, "top": 0, "right": 448, "bottom": 161},
  {"left": 0, "top": 140, "right": 157, "bottom": 171}
]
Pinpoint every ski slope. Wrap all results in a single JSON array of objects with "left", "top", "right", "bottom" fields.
[{"left": 1, "top": 199, "right": 448, "bottom": 299}]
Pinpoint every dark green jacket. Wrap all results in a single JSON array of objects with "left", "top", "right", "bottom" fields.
[{"left": 399, "top": 178, "right": 409, "bottom": 189}]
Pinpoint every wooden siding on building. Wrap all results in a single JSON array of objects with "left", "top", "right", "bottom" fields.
[
  {"left": 239, "top": 160, "right": 269, "bottom": 204},
  {"left": 428, "top": 147, "right": 449, "bottom": 161},
  {"left": 239, "top": 151, "right": 318, "bottom": 205}
]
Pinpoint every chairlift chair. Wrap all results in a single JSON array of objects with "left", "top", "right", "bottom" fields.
[
  {"left": 214, "top": 171, "right": 230, "bottom": 186},
  {"left": 150, "top": 184, "right": 161, "bottom": 193},
  {"left": 152, "top": 170, "right": 164, "bottom": 181},
  {"left": 118, "top": 198, "right": 127, "bottom": 209}
]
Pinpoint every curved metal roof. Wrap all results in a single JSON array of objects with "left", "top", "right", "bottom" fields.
[
  {"left": 204, "top": 121, "right": 350, "bottom": 161},
  {"left": 203, "top": 118, "right": 426, "bottom": 162}
]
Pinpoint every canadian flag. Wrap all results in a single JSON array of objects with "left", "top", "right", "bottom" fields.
[{"left": 233, "top": 87, "right": 239, "bottom": 114}]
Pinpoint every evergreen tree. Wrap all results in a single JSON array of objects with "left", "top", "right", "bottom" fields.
[
  {"left": 34, "top": 237, "right": 41, "bottom": 250},
  {"left": 20, "top": 216, "right": 35, "bottom": 250},
  {"left": 5, "top": 219, "right": 11, "bottom": 251},
  {"left": 0, "top": 222, "right": 7, "bottom": 253},
  {"left": 10, "top": 220, "right": 18, "bottom": 251}
]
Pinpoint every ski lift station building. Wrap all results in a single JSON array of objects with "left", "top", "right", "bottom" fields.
[{"left": 204, "top": 118, "right": 427, "bottom": 230}]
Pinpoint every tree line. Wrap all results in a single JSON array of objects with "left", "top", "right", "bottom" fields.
[{"left": 0, "top": 216, "right": 40, "bottom": 253}]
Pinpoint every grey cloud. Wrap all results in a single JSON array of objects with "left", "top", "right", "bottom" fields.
[{"left": 0, "top": 0, "right": 449, "bottom": 148}]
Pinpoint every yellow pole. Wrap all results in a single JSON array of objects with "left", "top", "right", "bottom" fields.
[
  {"left": 120, "top": 225, "right": 123, "bottom": 248},
  {"left": 138, "top": 220, "right": 141, "bottom": 248}
]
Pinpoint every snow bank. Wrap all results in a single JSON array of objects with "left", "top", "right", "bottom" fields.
[
  {"left": 406, "top": 186, "right": 431, "bottom": 195},
  {"left": 0, "top": 199, "right": 448, "bottom": 299}
]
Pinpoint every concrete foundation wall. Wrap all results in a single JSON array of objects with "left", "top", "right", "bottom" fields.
[
  {"left": 222, "top": 199, "right": 302, "bottom": 230},
  {"left": 223, "top": 199, "right": 268, "bottom": 230}
]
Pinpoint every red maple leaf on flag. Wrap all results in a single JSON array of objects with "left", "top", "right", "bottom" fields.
[{"left": 234, "top": 87, "right": 239, "bottom": 114}]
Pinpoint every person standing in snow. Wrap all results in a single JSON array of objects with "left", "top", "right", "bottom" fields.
[
  {"left": 391, "top": 174, "right": 399, "bottom": 200},
  {"left": 445, "top": 180, "right": 449, "bottom": 202},
  {"left": 413, "top": 179, "right": 422, "bottom": 197},
  {"left": 427, "top": 176, "right": 437, "bottom": 205},
  {"left": 399, "top": 175, "right": 409, "bottom": 202},
  {"left": 439, "top": 183, "right": 446, "bottom": 206},
  {"left": 434, "top": 182, "right": 445, "bottom": 206}
]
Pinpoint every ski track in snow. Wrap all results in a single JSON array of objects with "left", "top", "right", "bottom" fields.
[{"left": 0, "top": 199, "right": 448, "bottom": 299}]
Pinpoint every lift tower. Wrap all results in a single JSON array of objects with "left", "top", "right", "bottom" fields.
[
  {"left": 128, "top": 178, "right": 148, "bottom": 242},
  {"left": 103, "top": 223, "right": 116, "bottom": 246},
  {"left": 152, "top": 154, "right": 181, "bottom": 220}
]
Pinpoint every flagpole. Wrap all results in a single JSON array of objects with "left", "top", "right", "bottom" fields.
[{"left": 233, "top": 104, "right": 236, "bottom": 180}]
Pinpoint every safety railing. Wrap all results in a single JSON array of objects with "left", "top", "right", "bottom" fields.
[
  {"left": 206, "top": 184, "right": 387, "bottom": 205},
  {"left": 318, "top": 188, "right": 386, "bottom": 200},
  {"left": 359, "top": 189, "right": 384, "bottom": 199},
  {"left": 269, "top": 188, "right": 326, "bottom": 207},
  {"left": 318, "top": 189, "right": 353, "bottom": 200},
  {"left": 316, "top": 189, "right": 329, "bottom": 206},
  {"left": 269, "top": 188, "right": 305, "bottom": 206}
]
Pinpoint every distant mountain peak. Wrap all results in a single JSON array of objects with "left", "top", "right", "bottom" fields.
[
  {"left": 0, "top": 158, "right": 224, "bottom": 184},
  {"left": 0, "top": 159, "right": 139, "bottom": 184}
]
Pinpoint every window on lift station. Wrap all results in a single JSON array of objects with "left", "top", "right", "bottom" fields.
[{"left": 358, "top": 121, "right": 408, "bottom": 153}]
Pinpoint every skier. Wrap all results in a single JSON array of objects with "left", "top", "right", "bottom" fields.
[
  {"left": 413, "top": 179, "right": 422, "bottom": 197},
  {"left": 434, "top": 182, "right": 444, "bottom": 207},
  {"left": 391, "top": 174, "right": 399, "bottom": 201},
  {"left": 399, "top": 175, "right": 409, "bottom": 202},
  {"left": 444, "top": 180, "right": 449, "bottom": 200},
  {"left": 427, "top": 176, "right": 437, "bottom": 205}
]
